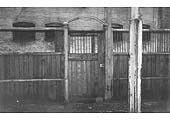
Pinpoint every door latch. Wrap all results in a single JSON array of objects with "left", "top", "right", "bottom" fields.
[{"left": 99, "top": 64, "right": 104, "bottom": 68}]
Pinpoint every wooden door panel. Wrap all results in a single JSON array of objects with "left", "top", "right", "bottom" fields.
[{"left": 68, "top": 31, "right": 105, "bottom": 99}]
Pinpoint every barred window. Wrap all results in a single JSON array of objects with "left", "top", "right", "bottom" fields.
[
  {"left": 13, "top": 22, "right": 35, "bottom": 42},
  {"left": 45, "top": 22, "right": 63, "bottom": 42},
  {"left": 112, "top": 23, "right": 123, "bottom": 42},
  {"left": 143, "top": 24, "right": 151, "bottom": 42}
]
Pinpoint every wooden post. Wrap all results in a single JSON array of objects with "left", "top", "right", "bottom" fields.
[
  {"left": 104, "top": 7, "right": 113, "bottom": 100},
  {"left": 129, "top": 7, "right": 142, "bottom": 112},
  {"left": 64, "top": 22, "right": 69, "bottom": 102}
]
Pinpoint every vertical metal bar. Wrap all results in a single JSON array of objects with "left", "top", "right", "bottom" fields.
[
  {"left": 85, "top": 36, "right": 87, "bottom": 53},
  {"left": 152, "top": 32, "right": 155, "bottom": 52},
  {"left": 80, "top": 35, "right": 82, "bottom": 53},
  {"left": 120, "top": 32, "right": 122, "bottom": 52},
  {"left": 162, "top": 32, "right": 164, "bottom": 52},
  {"left": 64, "top": 22, "right": 69, "bottom": 102},
  {"left": 69, "top": 34, "right": 71, "bottom": 53},
  {"left": 89, "top": 36, "right": 92, "bottom": 53},
  {"left": 168, "top": 32, "right": 170, "bottom": 52},
  {"left": 75, "top": 36, "right": 77, "bottom": 53},
  {"left": 83, "top": 35, "right": 85, "bottom": 53},
  {"left": 78, "top": 36, "right": 80, "bottom": 53},
  {"left": 92, "top": 35, "right": 95, "bottom": 53},
  {"left": 122, "top": 31, "right": 124, "bottom": 52}
]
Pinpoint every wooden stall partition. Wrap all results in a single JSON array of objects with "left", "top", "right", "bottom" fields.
[{"left": 0, "top": 53, "right": 65, "bottom": 103}]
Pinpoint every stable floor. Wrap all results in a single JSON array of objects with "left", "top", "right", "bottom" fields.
[{"left": 0, "top": 99, "right": 169, "bottom": 113}]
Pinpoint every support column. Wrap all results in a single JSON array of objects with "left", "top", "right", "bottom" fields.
[
  {"left": 104, "top": 7, "right": 113, "bottom": 100},
  {"left": 129, "top": 7, "right": 142, "bottom": 112},
  {"left": 64, "top": 22, "right": 69, "bottom": 102}
]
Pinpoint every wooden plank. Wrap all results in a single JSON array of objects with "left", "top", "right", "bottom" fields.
[
  {"left": 0, "top": 79, "right": 65, "bottom": 83},
  {"left": 104, "top": 7, "right": 113, "bottom": 100},
  {"left": 68, "top": 61, "right": 72, "bottom": 99},
  {"left": 0, "top": 55, "right": 4, "bottom": 80},
  {"left": 51, "top": 55, "right": 57, "bottom": 100},
  {"left": 0, "top": 27, "right": 64, "bottom": 32},
  {"left": 71, "top": 61, "right": 77, "bottom": 97},
  {"left": 90, "top": 61, "right": 95, "bottom": 97},
  {"left": 77, "top": 62, "right": 82, "bottom": 96},
  {"left": 51, "top": 55, "right": 55, "bottom": 79},
  {"left": 87, "top": 61, "right": 91, "bottom": 96},
  {"left": 168, "top": 55, "right": 170, "bottom": 101},
  {"left": 46, "top": 55, "right": 51, "bottom": 79},
  {"left": 83, "top": 61, "right": 88, "bottom": 96},
  {"left": 0, "top": 52, "right": 64, "bottom": 56},
  {"left": 128, "top": 7, "right": 142, "bottom": 113},
  {"left": 61, "top": 55, "right": 65, "bottom": 78},
  {"left": 97, "top": 32, "right": 105, "bottom": 97},
  {"left": 2, "top": 27, "right": 170, "bottom": 32},
  {"left": 56, "top": 54, "right": 61, "bottom": 78}
]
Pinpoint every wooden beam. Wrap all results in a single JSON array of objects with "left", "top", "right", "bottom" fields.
[
  {"left": 129, "top": 7, "right": 143, "bottom": 112},
  {"left": 104, "top": 7, "right": 113, "bottom": 100},
  {"left": 64, "top": 22, "right": 69, "bottom": 102},
  {"left": 0, "top": 52, "right": 64, "bottom": 55},
  {"left": 0, "top": 79, "right": 65, "bottom": 82},
  {"left": 0, "top": 27, "right": 64, "bottom": 32}
]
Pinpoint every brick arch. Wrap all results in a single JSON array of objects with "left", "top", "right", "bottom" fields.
[
  {"left": 13, "top": 21, "right": 35, "bottom": 27},
  {"left": 67, "top": 16, "right": 107, "bottom": 25}
]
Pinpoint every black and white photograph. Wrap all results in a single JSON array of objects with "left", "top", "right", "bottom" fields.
[{"left": 0, "top": 3, "right": 170, "bottom": 116}]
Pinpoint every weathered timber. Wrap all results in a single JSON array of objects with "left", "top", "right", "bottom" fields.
[
  {"left": 104, "top": 7, "right": 113, "bottom": 100},
  {"left": 64, "top": 22, "right": 69, "bottom": 102},
  {"left": 128, "top": 7, "right": 142, "bottom": 113}
]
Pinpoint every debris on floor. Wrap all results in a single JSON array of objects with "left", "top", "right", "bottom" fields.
[{"left": 0, "top": 99, "right": 168, "bottom": 113}]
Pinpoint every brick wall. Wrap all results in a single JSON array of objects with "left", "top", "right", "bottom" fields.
[
  {"left": 158, "top": 7, "right": 170, "bottom": 29},
  {"left": 0, "top": 7, "right": 159, "bottom": 53}
]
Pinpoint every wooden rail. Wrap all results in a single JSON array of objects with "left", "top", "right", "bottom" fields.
[
  {"left": 0, "top": 27, "right": 64, "bottom": 31},
  {"left": 0, "top": 27, "right": 170, "bottom": 32},
  {"left": 0, "top": 52, "right": 64, "bottom": 55},
  {"left": 112, "top": 29, "right": 170, "bottom": 32},
  {"left": 0, "top": 79, "right": 65, "bottom": 82},
  {"left": 113, "top": 77, "right": 170, "bottom": 80},
  {"left": 113, "top": 53, "right": 170, "bottom": 55}
]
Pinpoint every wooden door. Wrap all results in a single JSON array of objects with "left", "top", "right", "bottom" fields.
[{"left": 68, "top": 31, "right": 105, "bottom": 100}]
